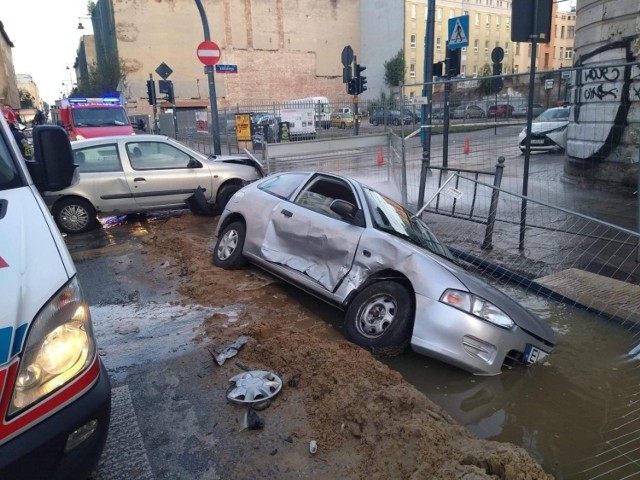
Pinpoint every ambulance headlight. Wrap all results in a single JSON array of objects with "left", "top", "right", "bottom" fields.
[{"left": 9, "top": 276, "right": 96, "bottom": 415}]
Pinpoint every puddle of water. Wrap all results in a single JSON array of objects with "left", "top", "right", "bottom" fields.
[{"left": 384, "top": 282, "right": 638, "bottom": 479}]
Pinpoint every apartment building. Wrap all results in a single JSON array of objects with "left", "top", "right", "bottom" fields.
[
  {"left": 403, "top": 0, "right": 514, "bottom": 98},
  {"left": 0, "top": 21, "right": 19, "bottom": 108}
]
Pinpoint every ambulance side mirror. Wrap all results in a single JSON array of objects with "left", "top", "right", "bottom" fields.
[{"left": 28, "top": 125, "right": 77, "bottom": 192}]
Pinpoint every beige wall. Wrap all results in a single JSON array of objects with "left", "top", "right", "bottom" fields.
[
  {"left": 110, "top": 0, "right": 358, "bottom": 113},
  {"left": 0, "top": 22, "right": 19, "bottom": 108},
  {"left": 16, "top": 74, "right": 42, "bottom": 110}
]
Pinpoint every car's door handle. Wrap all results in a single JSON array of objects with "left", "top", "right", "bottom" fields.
[
  {"left": 133, "top": 177, "right": 146, "bottom": 182},
  {"left": 281, "top": 209, "right": 292, "bottom": 217}
]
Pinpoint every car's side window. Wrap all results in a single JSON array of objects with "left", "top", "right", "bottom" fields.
[
  {"left": 258, "top": 172, "right": 308, "bottom": 199},
  {"left": 127, "top": 142, "right": 192, "bottom": 170},
  {"left": 294, "top": 176, "right": 358, "bottom": 221},
  {"left": 73, "top": 145, "right": 122, "bottom": 173}
]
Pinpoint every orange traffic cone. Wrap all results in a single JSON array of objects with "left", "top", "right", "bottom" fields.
[
  {"left": 376, "top": 146, "right": 384, "bottom": 165},
  {"left": 463, "top": 136, "right": 471, "bottom": 154}
]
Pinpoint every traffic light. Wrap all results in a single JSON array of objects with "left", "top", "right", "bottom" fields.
[
  {"left": 447, "top": 49, "right": 461, "bottom": 76},
  {"left": 347, "top": 78, "right": 357, "bottom": 95},
  {"left": 354, "top": 63, "right": 367, "bottom": 95},
  {"left": 433, "top": 62, "right": 444, "bottom": 77},
  {"left": 158, "top": 80, "right": 175, "bottom": 104},
  {"left": 146, "top": 79, "right": 156, "bottom": 105}
]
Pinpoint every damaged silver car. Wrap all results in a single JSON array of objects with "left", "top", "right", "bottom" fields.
[
  {"left": 43, "top": 135, "right": 264, "bottom": 234},
  {"left": 213, "top": 172, "right": 555, "bottom": 375}
]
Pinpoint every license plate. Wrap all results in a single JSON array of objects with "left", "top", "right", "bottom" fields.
[
  {"left": 524, "top": 344, "right": 548, "bottom": 364},
  {"left": 530, "top": 139, "right": 545, "bottom": 145}
]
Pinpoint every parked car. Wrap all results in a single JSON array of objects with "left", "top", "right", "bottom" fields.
[
  {"left": 487, "top": 104, "right": 514, "bottom": 118},
  {"left": 512, "top": 102, "right": 545, "bottom": 118},
  {"left": 43, "top": 135, "right": 265, "bottom": 234},
  {"left": 402, "top": 108, "right": 420, "bottom": 123},
  {"left": 517, "top": 106, "right": 570, "bottom": 153},
  {"left": 213, "top": 171, "right": 556, "bottom": 375},
  {"left": 331, "top": 112, "right": 354, "bottom": 129},
  {"left": 369, "top": 110, "right": 413, "bottom": 126},
  {"left": 452, "top": 104, "right": 486, "bottom": 119},
  {"left": 432, "top": 107, "right": 445, "bottom": 120}
]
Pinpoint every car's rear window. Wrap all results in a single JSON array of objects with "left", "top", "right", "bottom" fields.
[{"left": 73, "top": 144, "right": 122, "bottom": 173}]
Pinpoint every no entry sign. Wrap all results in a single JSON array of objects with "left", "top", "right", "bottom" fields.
[{"left": 197, "top": 40, "right": 221, "bottom": 66}]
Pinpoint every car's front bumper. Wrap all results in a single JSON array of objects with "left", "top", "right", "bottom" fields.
[
  {"left": 410, "top": 294, "right": 552, "bottom": 375},
  {"left": 0, "top": 361, "right": 111, "bottom": 480}
]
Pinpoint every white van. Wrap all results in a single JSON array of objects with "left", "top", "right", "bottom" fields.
[
  {"left": 0, "top": 117, "right": 111, "bottom": 479},
  {"left": 287, "top": 96, "right": 331, "bottom": 129}
]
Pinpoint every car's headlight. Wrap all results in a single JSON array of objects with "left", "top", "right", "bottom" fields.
[
  {"left": 75, "top": 134, "right": 85, "bottom": 140},
  {"left": 9, "top": 276, "right": 96, "bottom": 415},
  {"left": 440, "top": 289, "right": 514, "bottom": 329}
]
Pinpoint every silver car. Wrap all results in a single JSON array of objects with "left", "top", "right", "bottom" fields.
[
  {"left": 213, "top": 172, "right": 555, "bottom": 375},
  {"left": 44, "top": 135, "right": 264, "bottom": 234}
]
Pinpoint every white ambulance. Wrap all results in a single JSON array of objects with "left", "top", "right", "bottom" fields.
[{"left": 0, "top": 116, "right": 111, "bottom": 479}]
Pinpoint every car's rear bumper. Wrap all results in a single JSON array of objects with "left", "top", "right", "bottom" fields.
[{"left": 0, "top": 361, "right": 111, "bottom": 480}]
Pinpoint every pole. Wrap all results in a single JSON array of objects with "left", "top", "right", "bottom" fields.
[
  {"left": 354, "top": 55, "right": 359, "bottom": 136},
  {"left": 417, "top": 0, "right": 436, "bottom": 209},
  {"left": 149, "top": 73, "right": 158, "bottom": 134},
  {"left": 194, "top": 0, "right": 222, "bottom": 155},
  {"left": 519, "top": 32, "right": 539, "bottom": 250},
  {"left": 442, "top": 43, "right": 451, "bottom": 169},
  {"left": 557, "top": 63, "right": 563, "bottom": 103}
]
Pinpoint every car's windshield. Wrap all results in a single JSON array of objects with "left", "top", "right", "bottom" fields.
[
  {"left": 72, "top": 107, "right": 130, "bottom": 127},
  {"left": 535, "top": 108, "right": 570, "bottom": 122},
  {"left": 362, "top": 187, "right": 455, "bottom": 261},
  {"left": 0, "top": 133, "right": 24, "bottom": 191}
]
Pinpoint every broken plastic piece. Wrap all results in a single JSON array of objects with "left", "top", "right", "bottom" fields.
[
  {"left": 214, "top": 335, "right": 250, "bottom": 366},
  {"left": 309, "top": 440, "right": 317, "bottom": 454}
]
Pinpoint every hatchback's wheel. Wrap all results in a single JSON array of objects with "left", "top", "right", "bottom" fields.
[
  {"left": 53, "top": 198, "right": 97, "bottom": 234},
  {"left": 344, "top": 281, "right": 414, "bottom": 356},
  {"left": 213, "top": 221, "right": 247, "bottom": 269},
  {"left": 217, "top": 184, "right": 242, "bottom": 211}
]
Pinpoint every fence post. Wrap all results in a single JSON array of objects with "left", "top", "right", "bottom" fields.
[{"left": 481, "top": 156, "right": 505, "bottom": 250}]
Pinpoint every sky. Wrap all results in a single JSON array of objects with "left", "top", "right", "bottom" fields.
[{"left": 2, "top": 0, "right": 93, "bottom": 106}]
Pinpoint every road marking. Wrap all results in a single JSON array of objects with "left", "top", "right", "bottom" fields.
[{"left": 94, "top": 385, "right": 154, "bottom": 479}]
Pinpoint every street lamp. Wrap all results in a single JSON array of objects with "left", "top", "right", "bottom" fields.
[{"left": 77, "top": 16, "right": 92, "bottom": 30}]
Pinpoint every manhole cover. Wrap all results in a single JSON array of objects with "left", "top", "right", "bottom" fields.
[{"left": 227, "top": 370, "right": 282, "bottom": 406}]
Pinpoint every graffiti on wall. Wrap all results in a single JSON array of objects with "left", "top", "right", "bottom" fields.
[{"left": 568, "top": 38, "right": 637, "bottom": 161}]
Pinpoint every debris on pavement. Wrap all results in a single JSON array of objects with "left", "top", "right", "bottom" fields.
[
  {"left": 309, "top": 440, "right": 318, "bottom": 455},
  {"left": 241, "top": 408, "right": 265, "bottom": 430},
  {"left": 212, "top": 335, "right": 250, "bottom": 366}
]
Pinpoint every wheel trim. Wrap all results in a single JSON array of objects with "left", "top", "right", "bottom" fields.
[
  {"left": 356, "top": 294, "right": 397, "bottom": 339},
  {"left": 59, "top": 205, "right": 90, "bottom": 232},
  {"left": 217, "top": 229, "right": 239, "bottom": 260}
]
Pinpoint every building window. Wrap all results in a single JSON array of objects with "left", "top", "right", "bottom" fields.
[
  {"left": 506, "top": 17, "right": 510, "bottom": 29},
  {"left": 495, "top": 41, "right": 500, "bottom": 48},
  {"left": 565, "top": 47, "right": 573, "bottom": 59},
  {"left": 496, "top": 15, "right": 500, "bottom": 26},
  {"left": 568, "top": 26, "right": 575, "bottom": 38},
  {"left": 504, "top": 42, "right": 509, "bottom": 55},
  {"left": 514, "top": 65, "right": 519, "bottom": 73},
  {"left": 410, "top": 34, "right": 416, "bottom": 48},
  {"left": 410, "top": 63, "right": 416, "bottom": 77},
  {"left": 473, "top": 65, "right": 478, "bottom": 78},
  {"left": 449, "top": 10, "right": 455, "bottom": 19},
  {"left": 560, "top": 46, "right": 564, "bottom": 59},
  {"left": 463, "top": 10, "right": 469, "bottom": 16},
  {"left": 436, "top": 37, "right": 441, "bottom": 49},
  {"left": 485, "top": 40, "right": 489, "bottom": 53},
  {"left": 474, "top": 39, "right": 479, "bottom": 52},
  {"left": 515, "top": 42, "right": 520, "bottom": 55},
  {"left": 461, "top": 65, "right": 466, "bottom": 76},
  {"left": 437, "top": 8, "right": 442, "bottom": 20},
  {"left": 561, "top": 25, "right": 565, "bottom": 38},
  {"left": 486, "top": 14, "right": 490, "bottom": 25},
  {"left": 411, "top": 4, "right": 417, "bottom": 19},
  {"left": 475, "top": 13, "right": 479, "bottom": 26}
]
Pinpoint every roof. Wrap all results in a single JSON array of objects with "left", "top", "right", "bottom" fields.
[{"left": 0, "top": 21, "right": 14, "bottom": 48}]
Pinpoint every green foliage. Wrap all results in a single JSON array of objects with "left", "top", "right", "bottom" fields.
[
  {"left": 19, "top": 89, "right": 34, "bottom": 108},
  {"left": 384, "top": 50, "right": 405, "bottom": 87},
  {"left": 477, "top": 64, "right": 493, "bottom": 95},
  {"left": 75, "top": 56, "right": 127, "bottom": 98},
  {"left": 87, "top": 1, "right": 96, "bottom": 15}
]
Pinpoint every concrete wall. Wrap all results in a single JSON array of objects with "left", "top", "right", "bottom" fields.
[
  {"left": 104, "top": 0, "right": 358, "bottom": 113},
  {"left": 359, "top": 0, "right": 404, "bottom": 100},
  {"left": 567, "top": 0, "right": 640, "bottom": 187}
]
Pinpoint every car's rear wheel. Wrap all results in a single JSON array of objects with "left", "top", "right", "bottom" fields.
[
  {"left": 53, "top": 197, "right": 97, "bottom": 234},
  {"left": 344, "top": 281, "right": 414, "bottom": 356},
  {"left": 213, "top": 221, "right": 247, "bottom": 269}
]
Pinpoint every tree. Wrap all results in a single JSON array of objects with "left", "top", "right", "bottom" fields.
[
  {"left": 384, "top": 50, "right": 405, "bottom": 88},
  {"left": 75, "top": 56, "right": 128, "bottom": 98},
  {"left": 476, "top": 64, "right": 493, "bottom": 95},
  {"left": 19, "top": 89, "right": 35, "bottom": 108}
]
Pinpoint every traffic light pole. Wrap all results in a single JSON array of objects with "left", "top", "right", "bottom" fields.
[
  {"left": 418, "top": 0, "right": 436, "bottom": 208},
  {"left": 148, "top": 74, "right": 158, "bottom": 133},
  {"left": 442, "top": 43, "right": 451, "bottom": 169},
  {"left": 354, "top": 55, "right": 359, "bottom": 136},
  {"left": 194, "top": 0, "right": 222, "bottom": 155}
]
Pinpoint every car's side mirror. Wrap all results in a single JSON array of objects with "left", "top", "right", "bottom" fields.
[
  {"left": 28, "top": 125, "right": 76, "bottom": 192},
  {"left": 330, "top": 199, "right": 364, "bottom": 227}
]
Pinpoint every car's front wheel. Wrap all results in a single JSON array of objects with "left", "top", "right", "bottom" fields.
[
  {"left": 213, "top": 221, "right": 247, "bottom": 269},
  {"left": 217, "top": 184, "right": 242, "bottom": 211},
  {"left": 344, "top": 281, "right": 414, "bottom": 356},
  {"left": 53, "top": 197, "right": 97, "bottom": 234}
]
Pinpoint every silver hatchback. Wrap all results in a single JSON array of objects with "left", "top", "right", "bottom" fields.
[{"left": 43, "top": 135, "right": 264, "bottom": 234}]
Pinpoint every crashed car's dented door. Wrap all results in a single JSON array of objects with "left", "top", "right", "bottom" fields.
[
  {"left": 259, "top": 174, "right": 364, "bottom": 292},
  {"left": 122, "top": 140, "right": 213, "bottom": 208}
]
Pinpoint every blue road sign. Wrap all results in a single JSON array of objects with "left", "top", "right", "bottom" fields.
[
  {"left": 448, "top": 15, "right": 469, "bottom": 49},
  {"left": 215, "top": 64, "right": 238, "bottom": 74}
]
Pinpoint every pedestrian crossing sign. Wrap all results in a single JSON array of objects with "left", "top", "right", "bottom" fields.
[{"left": 448, "top": 15, "right": 469, "bottom": 49}]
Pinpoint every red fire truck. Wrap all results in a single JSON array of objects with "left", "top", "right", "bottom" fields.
[{"left": 51, "top": 97, "right": 135, "bottom": 140}]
